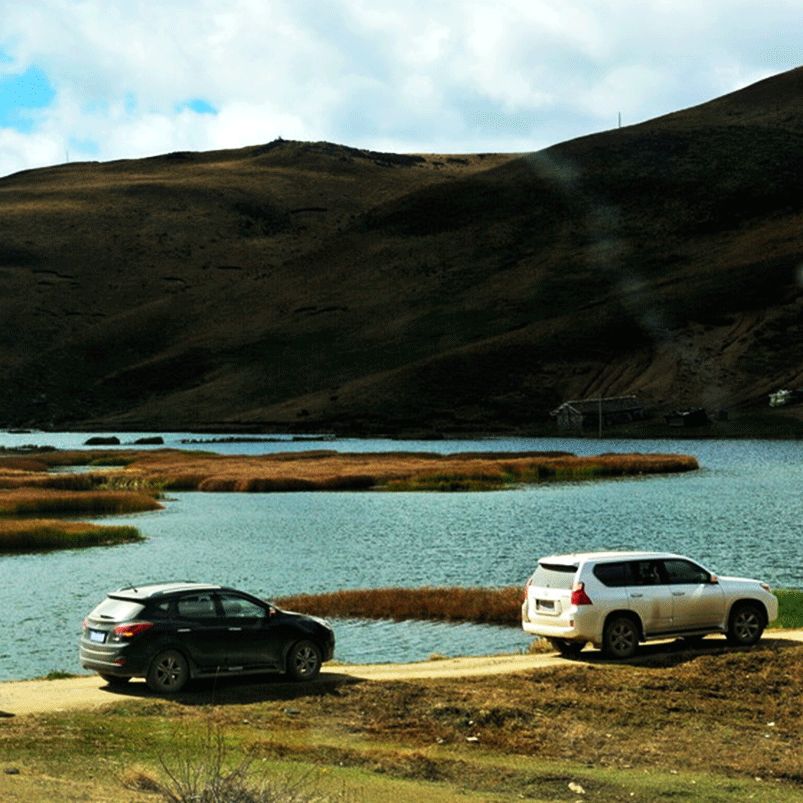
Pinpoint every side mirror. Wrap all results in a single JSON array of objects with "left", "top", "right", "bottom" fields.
[{"left": 709, "top": 575, "right": 719, "bottom": 584}]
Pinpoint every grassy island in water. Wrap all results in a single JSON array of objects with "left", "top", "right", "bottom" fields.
[{"left": 0, "top": 447, "right": 698, "bottom": 553}]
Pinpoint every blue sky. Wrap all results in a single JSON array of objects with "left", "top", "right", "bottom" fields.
[{"left": 0, "top": 0, "right": 800, "bottom": 177}]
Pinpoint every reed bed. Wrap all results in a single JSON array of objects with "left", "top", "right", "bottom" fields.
[
  {"left": 0, "top": 519, "right": 143, "bottom": 553},
  {"left": 275, "top": 586, "right": 522, "bottom": 625},
  {"left": 89, "top": 448, "right": 699, "bottom": 493},
  {"left": 0, "top": 489, "right": 162, "bottom": 516},
  {"left": 0, "top": 472, "right": 105, "bottom": 490}
]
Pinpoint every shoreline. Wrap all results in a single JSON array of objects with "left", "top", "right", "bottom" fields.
[{"left": 2, "top": 630, "right": 802, "bottom": 712}]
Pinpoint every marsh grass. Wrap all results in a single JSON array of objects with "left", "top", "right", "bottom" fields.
[
  {"left": 0, "top": 489, "right": 162, "bottom": 516},
  {"left": 0, "top": 472, "right": 104, "bottom": 490},
  {"left": 0, "top": 519, "right": 143, "bottom": 552},
  {"left": 276, "top": 586, "right": 803, "bottom": 629},
  {"left": 46, "top": 448, "right": 698, "bottom": 494},
  {"left": 276, "top": 586, "right": 521, "bottom": 626}
]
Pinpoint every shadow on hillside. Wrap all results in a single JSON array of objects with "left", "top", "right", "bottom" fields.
[{"left": 97, "top": 670, "right": 361, "bottom": 706}]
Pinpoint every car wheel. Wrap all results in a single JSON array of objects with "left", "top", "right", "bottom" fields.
[
  {"left": 603, "top": 615, "right": 639, "bottom": 659},
  {"left": 99, "top": 673, "right": 130, "bottom": 687},
  {"left": 286, "top": 640, "right": 322, "bottom": 681},
  {"left": 146, "top": 649, "right": 189, "bottom": 693},
  {"left": 548, "top": 638, "right": 585, "bottom": 657},
  {"left": 726, "top": 603, "right": 765, "bottom": 646}
]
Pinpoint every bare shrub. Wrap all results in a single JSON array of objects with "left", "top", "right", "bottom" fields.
[{"left": 151, "top": 723, "right": 348, "bottom": 803}]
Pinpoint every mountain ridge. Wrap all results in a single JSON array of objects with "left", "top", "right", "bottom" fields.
[{"left": 1, "top": 67, "right": 801, "bottom": 435}]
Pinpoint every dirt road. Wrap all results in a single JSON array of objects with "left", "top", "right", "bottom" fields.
[{"left": 2, "top": 630, "right": 801, "bottom": 718}]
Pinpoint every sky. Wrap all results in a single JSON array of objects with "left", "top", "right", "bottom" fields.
[{"left": 0, "top": 0, "right": 800, "bottom": 178}]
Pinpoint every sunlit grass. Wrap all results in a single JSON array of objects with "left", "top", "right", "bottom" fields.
[{"left": 0, "top": 518, "right": 143, "bottom": 552}]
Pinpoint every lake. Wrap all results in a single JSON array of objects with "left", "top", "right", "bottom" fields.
[{"left": 0, "top": 433, "right": 801, "bottom": 681}]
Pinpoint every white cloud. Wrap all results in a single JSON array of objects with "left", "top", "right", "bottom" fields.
[{"left": 0, "top": 0, "right": 800, "bottom": 176}]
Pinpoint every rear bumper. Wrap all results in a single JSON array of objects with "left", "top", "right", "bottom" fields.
[
  {"left": 522, "top": 620, "right": 584, "bottom": 639},
  {"left": 521, "top": 600, "right": 600, "bottom": 642},
  {"left": 79, "top": 642, "right": 147, "bottom": 677}
]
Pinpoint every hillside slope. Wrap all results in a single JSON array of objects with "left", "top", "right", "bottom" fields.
[{"left": 1, "top": 68, "right": 801, "bottom": 435}]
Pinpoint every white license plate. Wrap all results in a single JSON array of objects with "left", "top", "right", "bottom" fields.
[{"left": 89, "top": 629, "right": 106, "bottom": 644}]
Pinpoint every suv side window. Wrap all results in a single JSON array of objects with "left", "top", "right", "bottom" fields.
[
  {"left": 662, "top": 559, "right": 710, "bottom": 584},
  {"left": 593, "top": 562, "right": 630, "bottom": 587},
  {"left": 218, "top": 593, "right": 266, "bottom": 619},
  {"left": 176, "top": 593, "right": 218, "bottom": 619},
  {"left": 629, "top": 560, "right": 663, "bottom": 586}
]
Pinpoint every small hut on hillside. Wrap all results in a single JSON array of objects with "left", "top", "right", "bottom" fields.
[
  {"left": 664, "top": 408, "right": 710, "bottom": 427},
  {"left": 550, "top": 395, "right": 644, "bottom": 432}
]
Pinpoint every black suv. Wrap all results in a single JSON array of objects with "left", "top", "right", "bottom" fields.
[{"left": 80, "top": 582, "right": 335, "bottom": 692}]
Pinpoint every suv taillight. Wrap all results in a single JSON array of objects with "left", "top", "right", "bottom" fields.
[
  {"left": 570, "top": 582, "right": 592, "bottom": 606},
  {"left": 522, "top": 576, "right": 533, "bottom": 603},
  {"left": 112, "top": 621, "right": 154, "bottom": 639}
]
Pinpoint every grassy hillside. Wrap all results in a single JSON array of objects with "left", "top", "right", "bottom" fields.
[{"left": 0, "top": 68, "right": 801, "bottom": 434}]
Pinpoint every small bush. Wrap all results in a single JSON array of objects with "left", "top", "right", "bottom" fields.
[{"left": 152, "top": 722, "right": 346, "bottom": 802}]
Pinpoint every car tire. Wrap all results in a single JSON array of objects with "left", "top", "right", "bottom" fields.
[
  {"left": 548, "top": 638, "right": 585, "bottom": 657},
  {"left": 99, "top": 673, "right": 130, "bottom": 687},
  {"left": 146, "top": 649, "right": 190, "bottom": 693},
  {"left": 726, "top": 603, "right": 765, "bottom": 646},
  {"left": 602, "top": 615, "right": 640, "bottom": 659},
  {"left": 286, "top": 640, "right": 322, "bottom": 681}
]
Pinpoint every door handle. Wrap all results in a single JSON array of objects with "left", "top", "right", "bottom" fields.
[
  {"left": 630, "top": 593, "right": 643, "bottom": 598},
  {"left": 177, "top": 628, "right": 191, "bottom": 633},
  {"left": 228, "top": 627, "right": 243, "bottom": 632},
  {"left": 672, "top": 592, "right": 685, "bottom": 597}
]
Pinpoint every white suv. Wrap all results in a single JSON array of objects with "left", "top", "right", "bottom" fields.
[{"left": 521, "top": 551, "right": 778, "bottom": 659}]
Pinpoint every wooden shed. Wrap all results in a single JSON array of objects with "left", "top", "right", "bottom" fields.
[{"left": 550, "top": 395, "right": 644, "bottom": 431}]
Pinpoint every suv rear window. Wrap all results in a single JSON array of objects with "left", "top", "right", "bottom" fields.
[
  {"left": 91, "top": 597, "right": 145, "bottom": 622},
  {"left": 532, "top": 562, "right": 578, "bottom": 589}
]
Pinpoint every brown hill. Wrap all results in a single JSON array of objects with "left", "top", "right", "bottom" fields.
[{"left": 1, "top": 68, "right": 801, "bottom": 435}]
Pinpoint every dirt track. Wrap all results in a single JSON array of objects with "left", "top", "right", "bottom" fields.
[{"left": 1, "top": 630, "right": 801, "bottom": 718}]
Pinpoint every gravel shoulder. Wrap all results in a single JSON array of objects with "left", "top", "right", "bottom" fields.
[{"left": 1, "top": 629, "right": 801, "bottom": 718}]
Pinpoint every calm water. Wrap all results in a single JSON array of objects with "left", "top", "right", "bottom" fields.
[{"left": 0, "top": 433, "right": 801, "bottom": 680}]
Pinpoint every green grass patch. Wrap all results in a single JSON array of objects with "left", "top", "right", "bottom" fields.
[
  {"left": 0, "top": 519, "right": 143, "bottom": 552},
  {"left": 773, "top": 588, "right": 803, "bottom": 629}
]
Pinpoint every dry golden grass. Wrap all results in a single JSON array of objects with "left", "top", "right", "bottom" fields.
[
  {"left": 0, "top": 518, "right": 143, "bottom": 552},
  {"left": 67, "top": 448, "right": 699, "bottom": 492},
  {"left": 276, "top": 586, "right": 522, "bottom": 625},
  {"left": 0, "top": 489, "right": 162, "bottom": 516}
]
